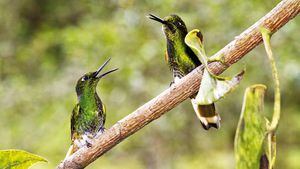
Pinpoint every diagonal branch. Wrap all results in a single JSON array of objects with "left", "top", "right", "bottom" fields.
[{"left": 57, "top": 0, "right": 300, "bottom": 168}]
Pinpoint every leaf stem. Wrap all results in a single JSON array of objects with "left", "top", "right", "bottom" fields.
[
  {"left": 261, "top": 27, "right": 281, "bottom": 169},
  {"left": 261, "top": 27, "right": 281, "bottom": 131}
]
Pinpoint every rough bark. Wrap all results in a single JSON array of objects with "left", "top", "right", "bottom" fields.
[{"left": 57, "top": 0, "right": 300, "bottom": 168}]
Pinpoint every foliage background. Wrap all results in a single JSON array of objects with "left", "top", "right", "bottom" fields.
[{"left": 0, "top": 0, "right": 299, "bottom": 168}]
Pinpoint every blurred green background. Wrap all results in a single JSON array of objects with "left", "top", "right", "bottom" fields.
[{"left": 0, "top": 0, "right": 299, "bottom": 168}]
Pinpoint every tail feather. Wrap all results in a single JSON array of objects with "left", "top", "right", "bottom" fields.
[
  {"left": 65, "top": 141, "right": 80, "bottom": 158},
  {"left": 65, "top": 144, "right": 76, "bottom": 158},
  {"left": 191, "top": 100, "right": 221, "bottom": 130},
  {"left": 65, "top": 133, "right": 96, "bottom": 158}
]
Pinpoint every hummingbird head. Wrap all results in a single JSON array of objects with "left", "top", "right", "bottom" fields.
[
  {"left": 75, "top": 58, "right": 118, "bottom": 97},
  {"left": 148, "top": 14, "right": 188, "bottom": 41}
]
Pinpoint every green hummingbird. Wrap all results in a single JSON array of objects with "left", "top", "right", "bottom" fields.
[
  {"left": 66, "top": 58, "right": 118, "bottom": 157},
  {"left": 148, "top": 14, "right": 220, "bottom": 130}
]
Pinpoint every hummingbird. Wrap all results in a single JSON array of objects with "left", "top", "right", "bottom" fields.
[
  {"left": 148, "top": 14, "right": 220, "bottom": 130},
  {"left": 66, "top": 58, "right": 118, "bottom": 157}
]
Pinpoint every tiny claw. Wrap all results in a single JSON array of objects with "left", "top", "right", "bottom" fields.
[
  {"left": 82, "top": 134, "right": 94, "bottom": 148},
  {"left": 86, "top": 140, "right": 92, "bottom": 148},
  {"left": 95, "top": 127, "right": 106, "bottom": 139},
  {"left": 169, "top": 81, "right": 175, "bottom": 87},
  {"left": 99, "top": 127, "right": 106, "bottom": 133}
]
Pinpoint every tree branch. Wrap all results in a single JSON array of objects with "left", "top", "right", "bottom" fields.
[{"left": 57, "top": 0, "right": 300, "bottom": 168}]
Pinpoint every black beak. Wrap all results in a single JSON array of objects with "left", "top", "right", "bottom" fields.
[
  {"left": 147, "top": 14, "right": 166, "bottom": 24},
  {"left": 97, "top": 68, "right": 118, "bottom": 79},
  {"left": 93, "top": 58, "right": 118, "bottom": 79}
]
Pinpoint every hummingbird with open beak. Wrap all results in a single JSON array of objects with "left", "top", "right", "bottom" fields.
[
  {"left": 148, "top": 14, "right": 220, "bottom": 130},
  {"left": 66, "top": 58, "right": 118, "bottom": 157}
]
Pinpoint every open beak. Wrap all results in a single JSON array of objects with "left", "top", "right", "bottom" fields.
[
  {"left": 93, "top": 58, "right": 118, "bottom": 79},
  {"left": 147, "top": 14, "right": 166, "bottom": 24}
]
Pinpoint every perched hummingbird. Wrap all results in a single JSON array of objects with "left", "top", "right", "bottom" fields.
[
  {"left": 66, "top": 58, "right": 118, "bottom": 157},
  {"left": 148, "top": 14, "right": 220, "bottom": 130}
]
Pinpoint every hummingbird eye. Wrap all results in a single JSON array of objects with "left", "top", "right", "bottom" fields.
[
  {"left": 175, "top": 21, "right": 183, "bottom": 28},
  {"left": 81, "top": 76, "right": 88, "bottom": 82}
]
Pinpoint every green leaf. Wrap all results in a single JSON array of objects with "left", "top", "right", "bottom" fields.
[
  {"left": 185, "top": 29, "right": 208, "bottom": 68},
  {"left": 0, "top": 149, "right": 47, "bottom": 169},
  {"left": 234, "top": 84, "right": 267, "bottom": 169},
  {"left": 193, "top": 69, "right": 244, "bottom": 105},
  {"left": 185, "top": 29, "right": 244, "bottom": 105}
]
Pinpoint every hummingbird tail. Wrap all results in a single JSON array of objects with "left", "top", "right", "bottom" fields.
[
  {"left": 191, "top": 100, "right": 221, "bottom": 130},
  {"left": 65, "top": 144, "right": 79, "bottom": 158},
  {"left": 65, "top": 145, "right": 74, "bottom": 158}
]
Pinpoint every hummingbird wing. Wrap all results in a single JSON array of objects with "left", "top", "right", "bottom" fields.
[
  {"left": 98, "top": 103, "right": 106, "bottom": 131},
  {"left": 164, "top": 51, "right": 169, "bottom": 63},
  {"left": 66, "top": 104, "right": 81, "bottom": 157},
  {"left": 71, "top": 104, "right": 80, "bottom": 141},
  {"left": 185, "top": 45, "right": 201, "bottom": 67}
]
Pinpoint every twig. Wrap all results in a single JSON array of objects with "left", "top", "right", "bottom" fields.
[{"left": 57, "top": 0, "right": 300, "bottom": 168}]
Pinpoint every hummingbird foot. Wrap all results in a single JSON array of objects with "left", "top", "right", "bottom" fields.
[
  {"left": 169, "top": 81, "right": 174, "bottom": 87},
  {"left": 74, "top": 138, "right": 86, "bottom": 148},
  {"left": 98, "top": 127, "right": 106, "bottom": 133},
  {"left": 95, "top": 127, "right": 107, "bottom": 139},
  {"left": 82, "top": 134, "right": 94, "bottom": 148},
  {"left": 170, "top": 76, "right": 182, "bottom": 87},
  {"left": 86, "top": 140, "right": 92, "bottom": 148}
]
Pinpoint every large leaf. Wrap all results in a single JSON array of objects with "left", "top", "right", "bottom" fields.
[
  {"left": 185, "top": 29, "right": 244, "bottom": 105},
  {"left": 0, "top": 149, "right": 47, "bottom": 169},
  {"left": 193, "top": 69, "right": 244, "bottom": 105},
  {"left": 234, "top": 27, "right": 281, "bottom": 169},
  {"left": 234, "top": 84, "right": 267, "bottom": 169}
]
